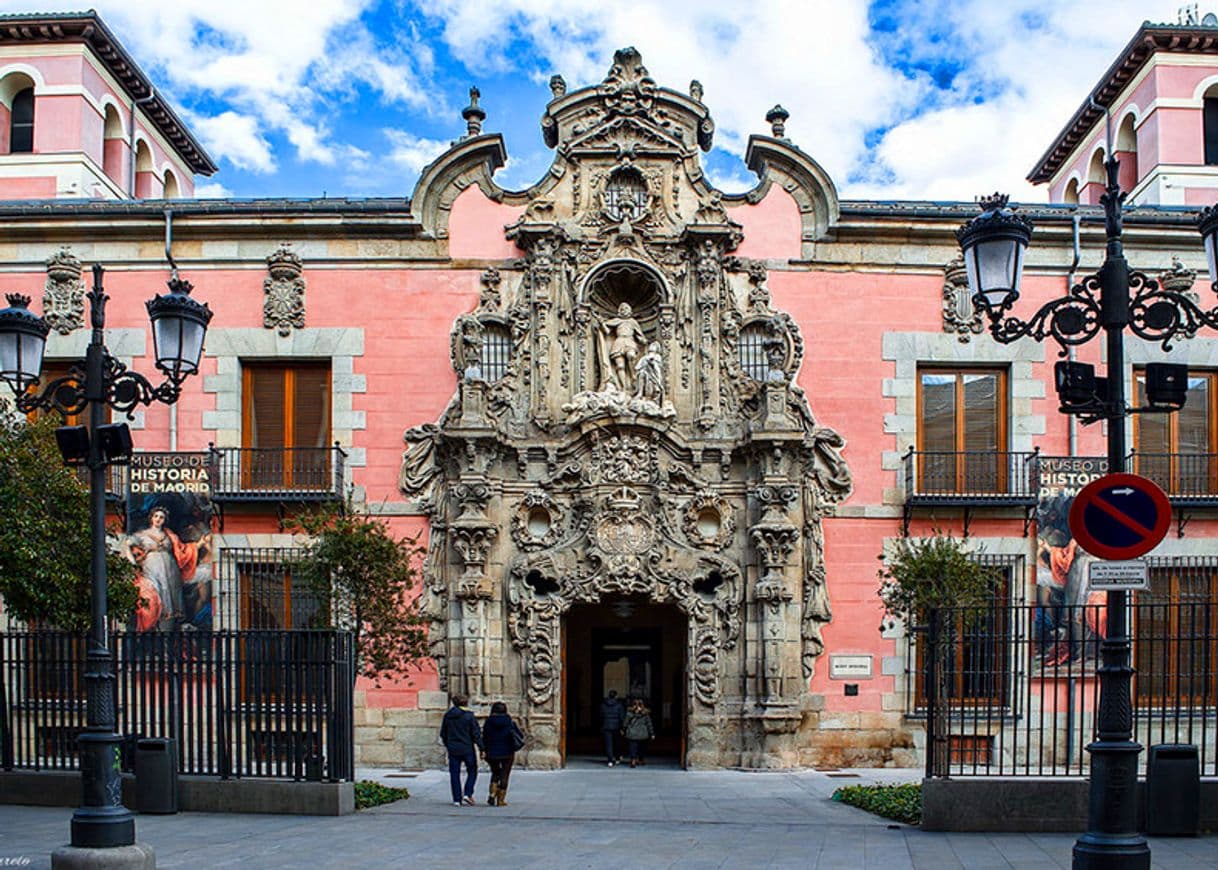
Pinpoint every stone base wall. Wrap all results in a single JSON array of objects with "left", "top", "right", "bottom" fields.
[{"left": 353, "top": 691, "right": 927, "bottom": 771}]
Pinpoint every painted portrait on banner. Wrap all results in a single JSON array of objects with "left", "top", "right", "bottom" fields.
[
  {"left": 1035, "top": 456, "right": 1106, "bottom": 666},
  {"left": 125, "top": 453, "right": 215, "bottom": 632}
]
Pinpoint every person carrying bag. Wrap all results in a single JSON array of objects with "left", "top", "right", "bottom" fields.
[
  {"left": 623, "top": 698, "right": 655, "bottom": 768},
  {"left": 481, "top": 700, "right": 526, "bottom": 806}
]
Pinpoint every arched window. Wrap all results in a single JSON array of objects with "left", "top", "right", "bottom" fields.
[
  {"left": 1206, "top": 85, "right": 1218, "bottom": 166},
  {"left": 134, "top": 140, "right": 154, "bottom": 198},
  {"left": 9, "top": 87, "right": 33, "bottom": 153},
  {"left": 480, "top": 322, "right": 511, "bottom": 382},
  {"left": 1116, "top": 113, "right": 1139, "bottom": 190},
  {"left": 604, "top": 167, "right": 648, "bottom": 221},
  {"left": 739, "top": 322, "right": 771, "bottom": 381},
  {"left": 163, "top": 169, "right": 180, "bottom": 200},
  {"left": 1063, "top": 178, "right": 1080, "bottom": 205},
  {"left": 1087, "top": 148, "right": 1107, "bottom": 185},
  {"left": 102, "top": 104, "right": 124, "bottom": 184}
]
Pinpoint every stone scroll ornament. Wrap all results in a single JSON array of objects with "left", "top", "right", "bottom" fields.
[
  {"left": 263, "top": 243, "right": 305, "bottom": 336},
  {"left": 42, "top": 248, "right": 85, "bottom": 335}
]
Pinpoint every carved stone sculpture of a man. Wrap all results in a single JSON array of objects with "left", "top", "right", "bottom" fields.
[{"left": 597, "top": 302, "right": 646, "bottom": 392}]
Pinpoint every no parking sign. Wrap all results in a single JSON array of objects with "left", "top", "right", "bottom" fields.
[{"left": 1068, "top": 473, "right": 1171, "bottom": 561}]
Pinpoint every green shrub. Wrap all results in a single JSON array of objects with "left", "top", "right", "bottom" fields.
[
  {"left": 831, "top": 783, "right": 921, "bottom": 825},
  {"left": 354, "top": 780, "right": 411, "bottom": 809}
]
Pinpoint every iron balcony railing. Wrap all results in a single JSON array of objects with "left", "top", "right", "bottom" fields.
[
  {"left": 903, "top": 448, "right": 1040, "bottom": 506},
  {"left": 916, "top": 587, "right": 1218, "bottom": 778},
  {"left": 1129, "top": 451, "right": 1218, "bottom": 507},
  {"left": 0, "top": 629, "right": 355, "bottom": 781},
  {"left": 208, "top": 444, "right": 346, "bottom": 502}
]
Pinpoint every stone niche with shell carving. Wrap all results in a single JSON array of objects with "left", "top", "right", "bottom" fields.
[{"left": 401, "top": 47, "right": 850, "bottom": 769}]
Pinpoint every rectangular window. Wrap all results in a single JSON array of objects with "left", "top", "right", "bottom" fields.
[
  {"left": 1134, "top": 370, "right": 1217, "bottom": 496},
  {"left": 220, "top": 547, "right": 327, "bottom": 630},
  {"left": 1135, "top": 558, "right": 1218, "bottom": 708},
  {"left": 917, "top": 367, "right": 1007, "bottom": 493},
  {"left": 912, "top": 556, "right": 1022, "bottom": 710},
  {"left": 241, "top": 362, "right": 331, "bottom": 491}
]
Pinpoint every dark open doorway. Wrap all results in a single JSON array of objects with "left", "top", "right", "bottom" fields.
[{"left": 563, "top": 596, "right": 687, "bottom": 764}]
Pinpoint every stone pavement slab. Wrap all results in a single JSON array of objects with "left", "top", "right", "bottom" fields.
[{"left": 0, "top": 765, "right": 1213, "bottom": 869}]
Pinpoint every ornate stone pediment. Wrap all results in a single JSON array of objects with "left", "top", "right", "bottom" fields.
[{"left": 400, "top": 45, "right": 851, "bottom": 770}]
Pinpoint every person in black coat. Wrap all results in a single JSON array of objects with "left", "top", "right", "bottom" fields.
[
  {"left": 480, "top": 701, "right": 525, "bottom": 806},
  {"left": 439, "top": 693, "right": 483, "bottom": 806},
  {"left": 599, "top": 689, "right": 625, "bottom": 766}
]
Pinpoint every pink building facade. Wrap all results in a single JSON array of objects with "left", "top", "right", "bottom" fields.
[{"left": 2, "top": 14, "right": 1217, "bottom": 771}]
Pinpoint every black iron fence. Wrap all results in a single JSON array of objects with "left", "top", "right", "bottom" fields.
[
  {"left": 0, "top": 630, "right": 355, "bottom": 781},
  {"left": 903, "top": 449, "right": 1040, "bottom": 503},
  {"left": 208, "top": 445, "right": 346, "bottom": 501},
  {"left": 916, "top": 592, "right": 1218, "bottom": 778}
]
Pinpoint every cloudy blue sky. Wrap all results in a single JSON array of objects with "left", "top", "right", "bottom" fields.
[{"left": 4, "top": 1, "right": 1192, "bottom": 201}]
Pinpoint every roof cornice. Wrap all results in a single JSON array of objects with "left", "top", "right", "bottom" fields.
[
  {"left": 1028, "top": 24, "right": 1218, "bottom": 185},
  {"left": 0, "top": 11, "right": 217, "bottom": 175}
]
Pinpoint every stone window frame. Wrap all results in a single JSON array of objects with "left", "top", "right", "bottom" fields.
[
  {"left": 201, "top": 328, "right": 366, "bottom": 496},
  {"left": 881, "top": 331, "right": 1046, "bottom": 505},
  {"left": 880, "top": 534, "right": 1034, "bottom": 721},
  {"left": 211, "top": 532, "right": 305, "bottom": 632}
]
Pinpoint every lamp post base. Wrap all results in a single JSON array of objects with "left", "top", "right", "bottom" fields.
[
  {"left": 52, "top": 842, "right": 155, "bottom": 870},
  {"left": 1072, "top": 834, "right": 1150, "bottom": 870},
  {"left": 71, "top": 730, "right": 135, "bottom": 848}
]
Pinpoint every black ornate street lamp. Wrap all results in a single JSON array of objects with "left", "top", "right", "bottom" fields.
[
  {"left": 957, "top": 157, "right": 1218, "bottom": 870},
  {"left": 0, "top": 265, "right": 211, "bottom": 852}
]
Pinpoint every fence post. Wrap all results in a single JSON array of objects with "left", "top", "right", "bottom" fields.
[
  {"left": 0, "top": 634, "right": 11, "bottom": 771},
  {"left": 925, "top": 608, "right": 940, "bottom": 778}
]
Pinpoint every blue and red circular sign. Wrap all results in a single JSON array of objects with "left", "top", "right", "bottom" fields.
[{"left": 1068, "top": 472, "right": 1171, "bottom": 561}]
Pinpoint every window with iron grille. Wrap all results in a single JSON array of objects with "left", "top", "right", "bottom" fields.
[
  {"left": 604, "top": 167, "right": 648, "bottom": 221},
  {"left": 739, "top": 323, "right": 770, "bottom": 382},
  {"left": 480, "top": 322, "right": 511, "bottom": 383},
  {"left": 219, "top": 548, "right": 328, "bottom": 630},
  {"left": 1136, "top": 556, "right": 1218, "bottom": 708},
  {"left": 909, "top": 554, "right": 1024, "bottom": 712}
]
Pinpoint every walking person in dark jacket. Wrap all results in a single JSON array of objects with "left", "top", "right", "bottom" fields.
[
  {"left": 439, "top": 693, "right": 483, "bottom": 806},
  {"left": 599, "top": 689, "right": 625, "bottom": 766},
  {"left": 623, "top": 698, "right": 654, "bottom": 768},
  {"left": 480, "top": 701, "right": 525, "bottom": 806}
]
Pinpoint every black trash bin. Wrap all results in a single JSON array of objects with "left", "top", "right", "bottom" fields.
[
  {"left": 134, "top": 737, "right": 179, "bottom": 814},
  {"left": 1145, "top": 743, "right": 1199, "bottom": 836}
]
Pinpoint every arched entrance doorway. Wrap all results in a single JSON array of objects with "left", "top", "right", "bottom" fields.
[{"left": 563, "top": 596, "right": 687, "bottom": 763}]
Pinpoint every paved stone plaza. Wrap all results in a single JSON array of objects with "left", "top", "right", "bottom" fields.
[{"left": 1, "top": 764, "right": 1216, "bottom": 868}]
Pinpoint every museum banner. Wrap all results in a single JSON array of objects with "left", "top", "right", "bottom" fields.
[
  {"left": 1034, "top": 456, "right": 1106, "bottom": 665},
  {"left": 125, "top": 453, "right": 216, "bottom": 632}
]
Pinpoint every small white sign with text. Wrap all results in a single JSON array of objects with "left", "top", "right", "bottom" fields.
[
  {"left": 829, "top": 654, "right": 874, "bottom": 680},
  {"left": 1088, "top": 560, "right": 1149, "bottom": 591}
]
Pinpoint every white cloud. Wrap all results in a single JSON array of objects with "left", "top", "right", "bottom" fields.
[
  {"left": 384, "top": 129, "right": 450, "bottom": 177},
  {"left": 416, "top": 0, "right": 1189, "bottom": 201},
  {"left": 192, "top": 181, "right": 234, "bottom": 198},
  {"left": 0, "top": 0, "right": 434, "bottom": 174},
  {"left": 186, "top": 110, "right": 276, "bottom": 173}
]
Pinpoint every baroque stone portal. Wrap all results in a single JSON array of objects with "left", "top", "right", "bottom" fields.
[{"left": 401, "top": 47, "right": 851, "bottom": 769}]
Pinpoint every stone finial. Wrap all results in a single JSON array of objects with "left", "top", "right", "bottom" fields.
[
  {"left": 549, "top": 75, "right": 567, "bottom": 98},
  {"left": 765, "top": 104, "right": 789, "bottom": 138},
  {"left": 462, "top": 87, "right": 486, "bottom": 138},
  {"left": 690, "top": 80, "right": 704, "bottom": 102}
]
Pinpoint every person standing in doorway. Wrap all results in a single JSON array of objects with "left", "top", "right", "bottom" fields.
[
  {"left": 440, "top": 693, "right": 483, "bottom": 806},
  {"left": 481, "top": 701, "right": 525, "bottom": 806},
  {"left": 623, "top": 698, "right": 654, "bottom": 768},
  {"left": 599, "top": 689, "right": 626, "bottom": 766}
]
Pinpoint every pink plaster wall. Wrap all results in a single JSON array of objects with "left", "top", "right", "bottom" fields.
[
  {"left": 732, "top": 187, "right": 802, "bottom": 260},
  {"left": 447, "top": 187, "right": 525, "bottom": 260},
  {"left": 0, "top": 176, "right": 54, "bottom": 197}
]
